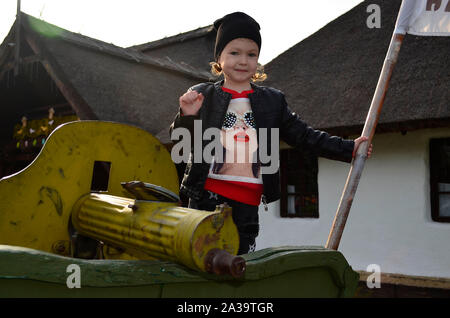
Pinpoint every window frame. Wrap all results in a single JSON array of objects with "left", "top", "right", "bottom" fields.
[
  {"left": 280, "top": 147, "right": 319, "bottom": 218},
  {"left": 430, "top": 138, "right": 450, "bottom": 223}
]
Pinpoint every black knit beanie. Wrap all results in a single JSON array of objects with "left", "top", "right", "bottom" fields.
[{"left": 213, "top": 12, "right": 261, "bottom": 61}]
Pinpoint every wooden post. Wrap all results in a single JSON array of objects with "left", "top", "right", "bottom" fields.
[
  {"left": 325, "top": 32, "right": 405, "bottom": 250},
  {"left": 14, "top": 0, "right": 21, "bottom": 76}
]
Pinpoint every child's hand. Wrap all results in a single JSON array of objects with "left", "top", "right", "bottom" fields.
[
  {"left": 179, "top": 91, "right": 204, "bottom": 116},
  {"left": 353, "top": 136, "right": 373, "bottom": 158}
]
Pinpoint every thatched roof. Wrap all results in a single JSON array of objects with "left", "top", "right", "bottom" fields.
[
  {"left": 2, "top": 3, "right": 448, "bottom": 146},
  {"left": 0, "top": 13, "right": 213, "bottom": 143},
  {"left": 129, "top": 25, "right": 217, "bottom": 73},
  {"left": 264, "top": 0, "right": 450, "bottom": 136}
]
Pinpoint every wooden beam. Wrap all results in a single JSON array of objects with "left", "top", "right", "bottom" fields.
[
  {"left": 2, "top": 54, "right": 41, "bottom": 70},
  {"left": 14, "top": 0, "right": 21, "bottom": 76},
  {"left": 357, "top": 270, "right": 450, "bottom": 290},
  {"left": 25, "top": 102, "right": 74, "bottom": 117},
  {"left": 23, "top": 32, "right": 97, "bottom": 120},
  {"left": 0, "top": 55, "right": 42, "bottom": 83}
]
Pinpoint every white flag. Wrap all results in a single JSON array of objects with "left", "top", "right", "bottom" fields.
[{"left": 395, "top": 0, "right": 450, "bottom": 35}]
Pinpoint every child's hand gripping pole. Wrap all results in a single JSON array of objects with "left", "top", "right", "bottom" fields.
[{"left": 353, "top": 136, "right": 373, "bottom": 159}]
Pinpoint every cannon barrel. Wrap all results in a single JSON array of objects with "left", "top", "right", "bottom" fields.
[{"left": 71, "top": 193, "right": 246, "bottom": 277}]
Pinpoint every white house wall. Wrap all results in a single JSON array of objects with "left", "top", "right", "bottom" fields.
[{"left": 257, "top": 127, "right": 450, "bottom": 279}]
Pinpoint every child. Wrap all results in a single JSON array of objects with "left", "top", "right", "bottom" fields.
[{"left": 170, "top": 12, "right": 372, "bottom": 255}]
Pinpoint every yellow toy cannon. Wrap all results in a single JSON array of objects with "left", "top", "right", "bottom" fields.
[
  {"left": 0, "top": 120, "right": 360, "bottom": 298},
  {"left": 0, "top": 121, "right": 245, "bottom": 277}
]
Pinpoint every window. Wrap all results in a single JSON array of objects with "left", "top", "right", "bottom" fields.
[
  {"left": 280, "top": 148, "right": 319, "bottom": 218},
  {"left": 90, "top": 160, "right": 111, "bottom": 192},
  {"left": 430, "top": 138, "right": 450, "bottom": 222}
]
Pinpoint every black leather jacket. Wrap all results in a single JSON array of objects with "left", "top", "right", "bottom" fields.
[{"left": 170, "top": 80, "right": 354, "bottom": 204}]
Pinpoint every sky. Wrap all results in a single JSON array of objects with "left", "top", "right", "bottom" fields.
[{"left": 0, "top": 0, "right": 363, "bottom": 65}]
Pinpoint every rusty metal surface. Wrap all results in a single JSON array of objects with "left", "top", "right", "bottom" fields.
[
  {"left": 326, "top": 33, "right": 405, "bottom": 250},
  {"left": 204, "top": 248, "right": 246, "bottom": 278}
]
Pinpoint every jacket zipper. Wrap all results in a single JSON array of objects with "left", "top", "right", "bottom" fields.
[
  {"left": 249, "top": 90, "right": 268, "bottom": 212},
  {"left": 262, "top": 195, "right": 268, "bottom": 211}
]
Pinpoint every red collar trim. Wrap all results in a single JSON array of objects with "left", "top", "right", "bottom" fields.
[{"left": 221, "top": 86, "right": 254, "bottom": 99}]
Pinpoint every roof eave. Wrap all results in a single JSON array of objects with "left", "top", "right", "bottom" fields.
[
  {"left": 128, "top": 25, "right": 214, "bottom": 52},
  {"left": 20, "top": 12, "right": 211, "bottom": 82}
]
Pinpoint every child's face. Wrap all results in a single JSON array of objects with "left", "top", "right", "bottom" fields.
[{"left": 218, "top": 38, "right": 259, "bottom": 89}]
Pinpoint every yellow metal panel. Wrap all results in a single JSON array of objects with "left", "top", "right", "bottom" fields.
[{"left": 0, "top": 121, "right": 179, "bottom": 255}]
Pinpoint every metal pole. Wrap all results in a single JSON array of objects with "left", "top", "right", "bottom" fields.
[
  {"left": 325, "top": 32, "right": 405, "bottom": 250},
  {"left": 14, "top": 0, "right": 21, "bottom": 76}
]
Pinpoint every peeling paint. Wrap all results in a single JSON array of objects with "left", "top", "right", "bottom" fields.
[
  {"left": 38, "top": 186, "right": 63, "bottom": 216},
  {"left": 211, "top": 214, "right": 224, "bottom": 230},
  {"left": 45, "top": 167, "right": 52, "bottom": 175},
  {"left": 116, "top": 138, "right": 129, "bottom": 157},
  {"left": 193, "top": 233, "right": 220, "bottom": 254},
  {"left": 58, "top": 168, "right": 65, "bottom": 178}
]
